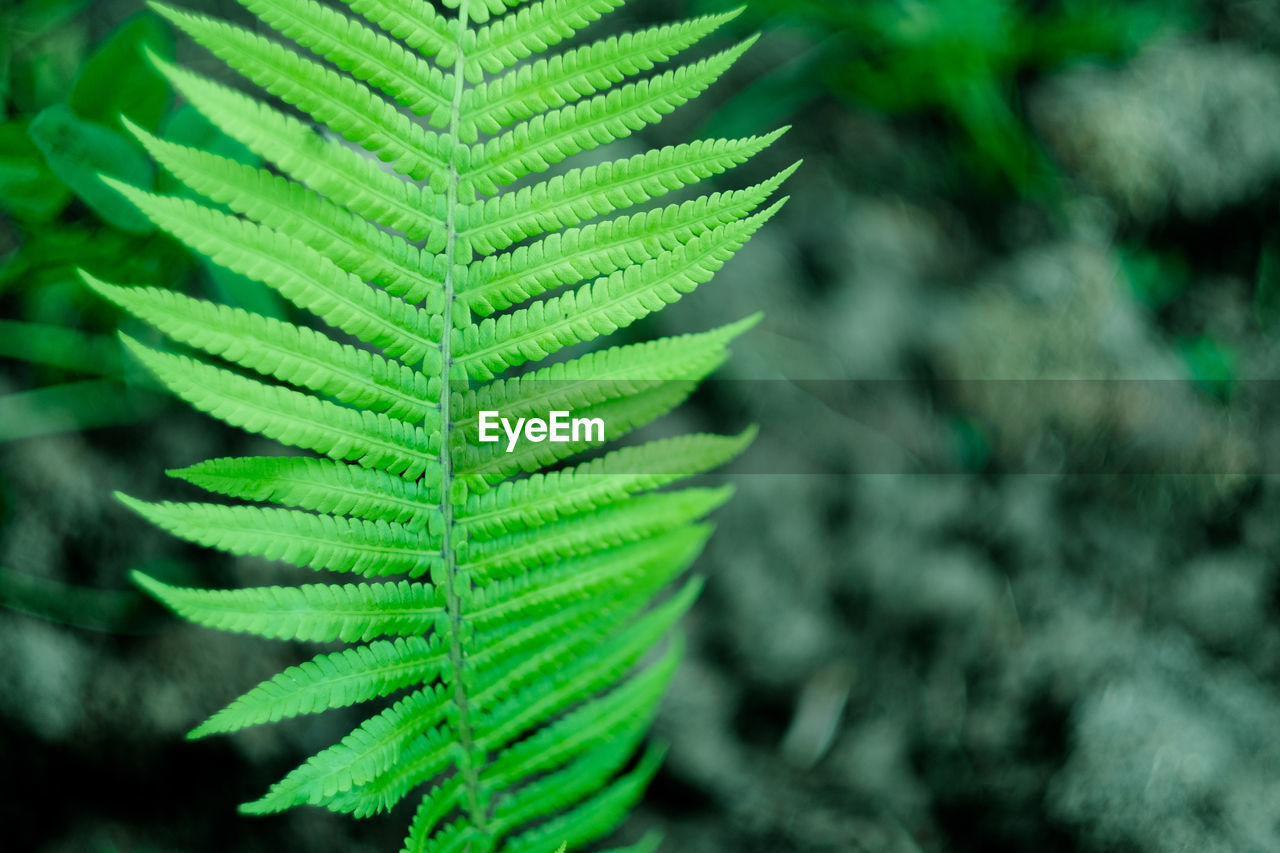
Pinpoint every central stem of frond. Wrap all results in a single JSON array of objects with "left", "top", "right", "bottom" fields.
[{"left": 436, "top": 0, "right": 488, "bottom": 847}]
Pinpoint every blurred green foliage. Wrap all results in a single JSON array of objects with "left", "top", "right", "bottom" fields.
[
  {"left": 1253, "top": 242, "right": 1280, "bottom": 330},
  {"left": 706, "top": 0, "right": 1239, "bottom": 407},
  {"left": 1120, "top": 246, "right": 1242, "bottom": 397},
  {"left": 702, "top": 0, "right": 1192, "bottom": 194},
  {"left": 0, "top": 562, "right": 170, "bottom": 633},
  {"left": 1120, "top": 245, "right": 1192, "bottom": 311},
  {"left": 1178, "top": 334, "right": 1238, "bottom": 402},
  {"left": 0, "top": 1, "right": 278, "bottom": 441}
]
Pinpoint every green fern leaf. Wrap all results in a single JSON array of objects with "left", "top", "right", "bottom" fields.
[
  {"left": 470, "top": 528, "right": 711, "bottom": 635},
  {"left": 462, "top": 489, "right": 731, "bottom": 582},
  {"left": 125, "top": 119, "right": 447, "bottom": 301},
  {"left": 462, "top": 165, "right": 795, "bottom": 314},
  {"left": 120, "top": 336, "right": 439, "bottom": 479},
  {"left": 460, "top": 129, "right": 788, "bottom": 255},
  {"left": 87, "top": 274, "right": 436, "bottom": 421},
  {"left": 132, "top": 572, "right": 444, "bottom": 642},
  {"left": 463, "top": 10, "right": 744, "bottom": 137},
  {"left": 192, "top": 635, "right": 449, "bottom": 736},
  {"left": 118, "top": 495, "right": 443, "bottom": 577},
  {"left": 151, "top": 3, "right": 450, "bottom": 177},
  {"left": 151, "top": 55, "right": 448, "bottom": 240},
  {"left": 462, "top": 37, "right": 759, "bottom": 196},
  {"left": 465, "top": 0, "right": 624, "bottom": 80},
  {"left": 456, "top": 202, "right": 781, "bottom": 380},
  {"left": 96, "top": 0, "right": 789, "bottom": 849},
  {"left": 246, "top": 684, "right": 453, "bottom": 814},
  {"left": 461, "top": 430, "right": 754, "bottom": 539},
  {"left": 170, "top": 456, "right": 440, "bottom": 523}
]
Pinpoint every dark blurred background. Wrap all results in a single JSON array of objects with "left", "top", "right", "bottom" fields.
[{"left": 6, "top": 0, "right": 1280, "bottom": 850}]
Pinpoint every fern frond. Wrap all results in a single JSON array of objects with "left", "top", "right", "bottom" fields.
[
  {"left": 341, "top": 585, "right": 693, "bottom": 823},
  {"left": 451, "top": 317, "right": 755, "bottom": 481},
  {"left": 463, "top": 38, "right": 758, "bottom": 196},
  {"left": 476, "top": 581, "right": 699, "bottom": 742},
  {"left": 125, "top": 120, "right": 444, "bottom": 301},
  {"left": 485, "top": 655, "right": 674, "bottom": 804},
  {"left": 460, "top": 129, "right": 787, "bottom": 255},
  {"left": 150, "top": 55, "right": 446, "bottom": 244},
  {"left": 246, "top": 685, "right": 452, "bottom": 813},
  {"left": 102, "top": 0, "right": 789, "bottom": 849},
  {"left": 131, "top": 572, "right": 444, "bottom": 642},
  {"left": 404, "top": 784, "right": 468, "bottom": 853},
  {"left": 192, "top": 636, "right": 448, "bottom": 736},
  {"left": 500, "top": 747, "right": 663, "bottom": 853},
  {"left": 461, "top": 431, "right": 754, "bottom": 539},
  {"left": 151, "top": 3, "right": 449, "bottom": 178},
  {"left": 105, "top": 185, "right": 440, "bottom": 364},
  {"left": 171, "top": 456, "right": 439, "bottom": 524},
  {"left": 463, "top": 10, "right": 743, "bottom": 138},
  {"left": 87, "top": 276, "right": 435, "bottom": 422},
  {"left": 463, "top": 489, "right": 730, "bottom": 582},
  {"left": 120, "top": 337, "right": 438, "bottom": 479},
  {"left": 117, "top": 495, "right": 442, "bottom": 578},
  {"left": 456, "top": 316, "right": 756, "bottom": 426},
  {"left": 339, "top": 0, "right": 462, "bottom": 63},
  {"left": 319, "top": 726, "right": 466, "bottom": 817},
  {"left": 461, "top": 165, "right": 795, "bottom": 314},
  {"left": 474, "top": 552, "right": 706, "bottom": 679},
  {"left": 490, "top": 732, "right": 650, "bottom": 837},
  {"left": 490, "top": 725, "right": 658, "bottom": 850},
  {"left": 457, "top": 202, "right": 782, "bottom": 380},
  {"left": 465, "top": 0, "right": 625, "bottom": 81}
]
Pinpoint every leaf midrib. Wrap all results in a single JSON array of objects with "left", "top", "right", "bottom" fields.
[{"left": 435, "top": 0, "right": 492, "bottom": 846}]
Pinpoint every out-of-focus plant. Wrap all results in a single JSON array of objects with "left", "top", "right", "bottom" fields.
[
  {"left": 1253, "top": 241, "right": 1280, "bottom": 331},
  {"left": 1178, "top": 334, "right": 1237, "bottom": 402},
  {"left": 0, "top": 2, "right": 276, "bottom": 441},
  {"left": 1120, "top": 244, "right": 1192, "bottom": 312},
  {"left": 701, "top": 0, "right": 1192, "bottom": 194},
  {"left": 0, "top": 562, "right": 176, "bottom": 633}
]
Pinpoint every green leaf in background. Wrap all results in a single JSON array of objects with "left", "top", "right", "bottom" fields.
[
  {"left": 0, "top": 38, "right": 10, "bottom": 124},
  {"left": 1121, "top": 246, "right": 1191, "bottom": 311},
  {"left": 946, "top": 75, "right": 1047, "bottom": 192},
  {"left": 0, "top": 118, "right": 70, "bottom": 222},
  {"left": 1253, "top": 244, "right": 1280, "bottom": 331},
  {"left": 0, "top": 227, "right": 194, "bottom": 319},
  {"left": 68, "top": 11, "right": 174, "bottom": 131},
  {"left": 698, "top": 41, "right": 826, "bottom": 140},
  {"left": 0, "top": 319, "right": 123, "bottom": 376},
  {"left": 4, "top": 0, "right": 90, "bottom": 117},
  {"left": 950, "top": 415, "right": 993, "bottom": 472},
  {"left": 0, "top": 377, "right": 166, "bottom": 442},
  {"left": 696, "top": 0, "right": 1192, "bottom": 196},
  {"left": 0, "top": 565, "right": 163, "bottom": 634},
  {"left": 5, "top": 227, "right": 140, "bottom": 289},
  {"left": 1025, "top": 0, "right": 1187, "bottom": 66},
  {"left": 27, "top": 103, "right": 154, "bottom": 234},
  {"left": 6, "top": 0, "right": 89, "bottom": 44},
  {"left": 1179, "top": 335, "right": 1237, "bottom": 403}
]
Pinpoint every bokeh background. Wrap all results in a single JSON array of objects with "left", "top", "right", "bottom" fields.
[{"left": 6, "top": 0, "right": 1280, "bottom": 850}]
